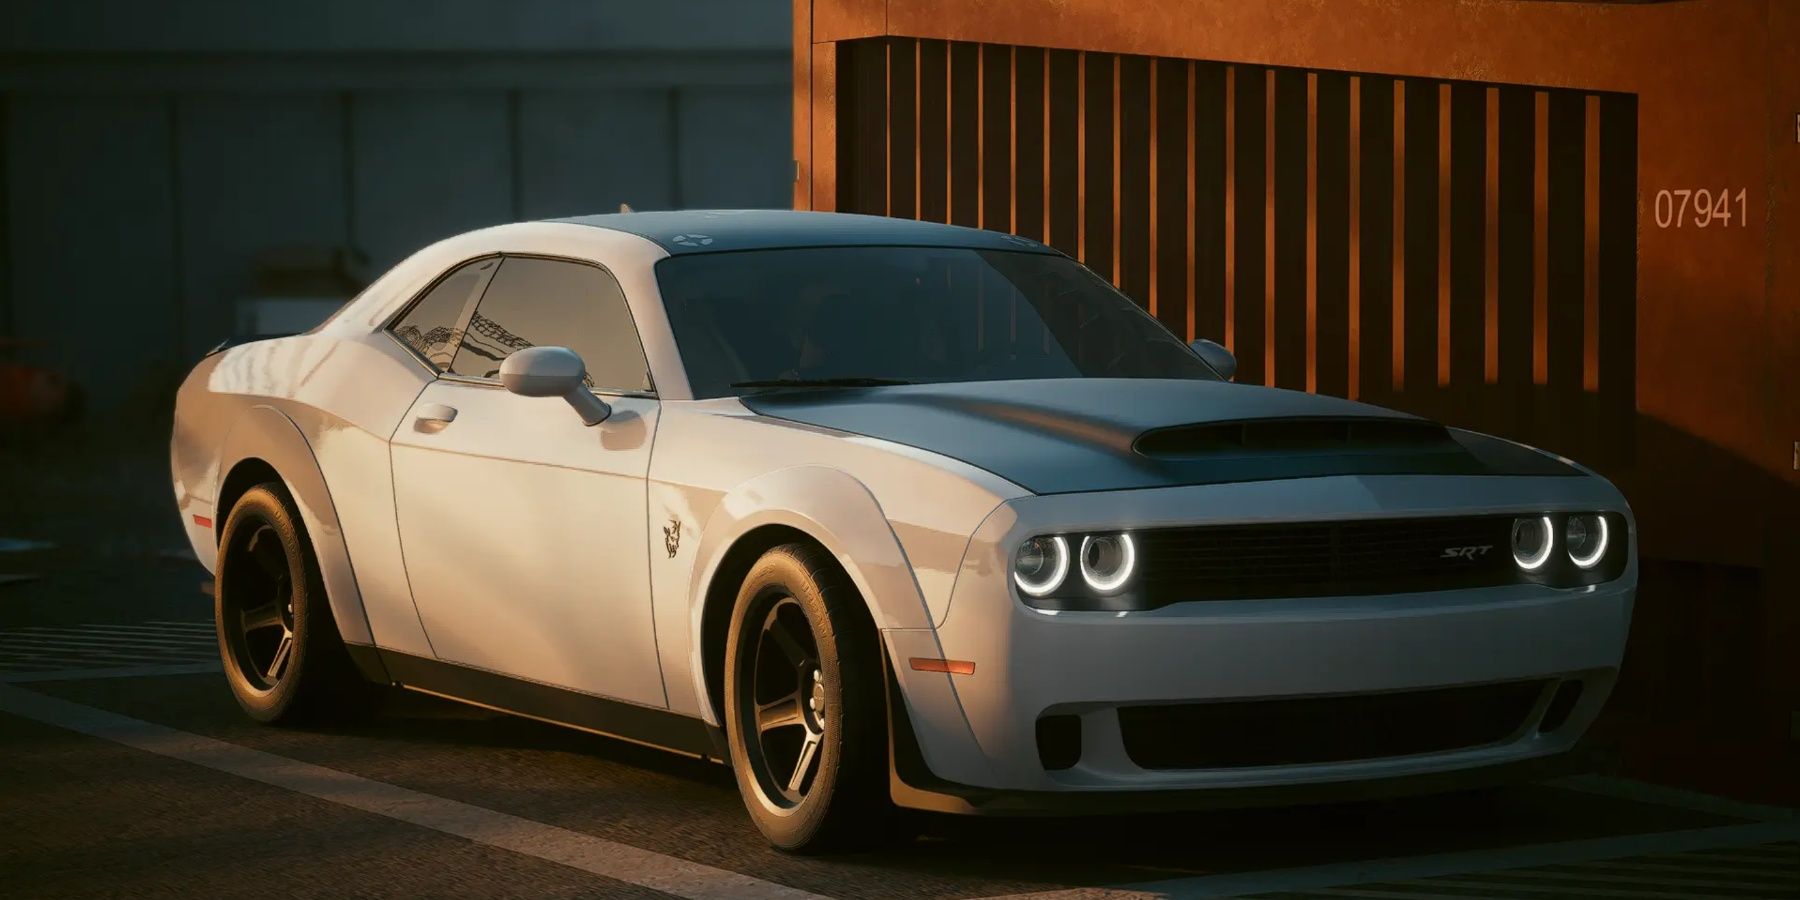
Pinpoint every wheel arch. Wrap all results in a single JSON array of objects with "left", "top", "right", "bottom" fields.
[
  {"left": 215, "top": 457, "right": 283, "bottom": 542},
  {"left": 686, "top": 466, "right": 932, "bottom": 727},
  {"left": 696, "top": 523, "right": 822, "bottom": 734},
  {"left": 215, "top": 404, "right": 376, "bottom": 648}
]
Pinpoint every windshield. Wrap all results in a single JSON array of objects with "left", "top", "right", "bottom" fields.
[{"left": 655, "top": 246, "right": 1220, "bottom": 398}]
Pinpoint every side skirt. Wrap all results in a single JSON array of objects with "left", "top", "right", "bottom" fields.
[{"left": 368, "top": 648, "right": 719, "bottom": 761}]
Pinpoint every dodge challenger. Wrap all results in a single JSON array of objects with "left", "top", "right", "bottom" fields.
[{"left": 170, "top": 210, "right": 1634, "bottom": 851}]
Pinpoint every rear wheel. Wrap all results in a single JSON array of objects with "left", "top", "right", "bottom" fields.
[
  {"left": 723, "top": 543, "right": 903, "bottom": 852},
  {"left": 215, "top": 482, "right": 365, "bottom": 723}
]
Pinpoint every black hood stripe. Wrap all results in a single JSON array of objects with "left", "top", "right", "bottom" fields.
[{"left": 741, "top": 379, "right": 1578, "bottom": 494}]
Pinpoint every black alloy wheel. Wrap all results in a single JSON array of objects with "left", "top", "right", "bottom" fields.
[
  {"left": 220, "top": 520, "right": 299, "bottom": 690},
  {"left": 723, "top": 543, "right": 906, "bottom": 852},
  {"left": 738, "top": 595, "right": 829, "bottom": 806},
  {"left": 214, "top": 482, "right": 364, "bottom": 722}
]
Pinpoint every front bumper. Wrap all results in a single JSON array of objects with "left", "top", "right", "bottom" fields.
[{"left": 882, "top": 474, "right": 1636, "bottom": 809}]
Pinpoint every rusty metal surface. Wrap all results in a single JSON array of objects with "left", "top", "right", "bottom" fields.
[
  {"left": 793, "top": 0, "right": 1798, "bottom": 766},
  {"left": 833, "top": 38, "right": 1640, "bottom": 480},
  {"left": 798, "top": 0, "right": 1787, "bottom": 551}
]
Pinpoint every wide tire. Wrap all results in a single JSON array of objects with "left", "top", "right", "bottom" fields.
[
  {"left": 723, "top": 543, "right": 901, "bottom": 852},
  {"left": 214, "top": 482, "right": 366, "bottom": 723}
]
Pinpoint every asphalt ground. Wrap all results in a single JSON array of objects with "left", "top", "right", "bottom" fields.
[{"left": 3, "top": 442, "right": 1796, "bottom": 898}]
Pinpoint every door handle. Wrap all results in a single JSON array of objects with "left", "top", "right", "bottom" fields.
[{"left": 414, "top": 403, "right": 458, "bottom": 433}]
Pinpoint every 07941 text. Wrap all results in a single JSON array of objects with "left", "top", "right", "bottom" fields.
[{"left": 1654, "top": 188, "right": 1747, "bottom": 229}]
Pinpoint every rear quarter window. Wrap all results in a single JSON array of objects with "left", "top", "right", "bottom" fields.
[{"left": 388, "top": 257, "right": 499, "bottom": 370}]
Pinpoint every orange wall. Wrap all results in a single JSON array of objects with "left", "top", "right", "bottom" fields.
[
  {"left": 797, "top": 0, "right": 1798, "bottom": 550},
  {"left": 796, "top": 0, "right": 1798, "bottom": 732}
]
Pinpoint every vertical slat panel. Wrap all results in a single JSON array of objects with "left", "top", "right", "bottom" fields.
[
  {"left": 1047, "top": 49, "right": 1080, "bottom": 256},
  {"left": 1357, "top": 75, "right": 1395, "bottom": 399},
  {"left": 981, "top": 44, "right": 1012, "bottom": 231},
  {"left": 1533, "top": 91, "right": 1550, "bottom": 389},
  {"left": 1449, "top": 82, "right": 1487, "bottom": 399},
  {"left": 1118, "top": 55, "right": 1152, "bottom": 307},
  {"left": 1598, "top": 92, "right": 1638, "bottom": 463},
  {"left": 826, "top": 38, "right": 1634, "bottom": 467},
  {"left": 1546, "top": 89, "right": 1587, "bottom": 448},
  {"left": 888, "top": 38, "right": 917, "bottom": 221},
  {"left": 839, "top": 40, "right": 887, "bottom": 215},
  {"left": 1193, "top": 62, "right": 1228, "bottom": 345},
  {"left": 949, "top": 42, "right": 981, "bottom": 227},
  {"left": 1153, "top": 57, "right": 1190, "bottom": 339},
  {"left": 1315, "top": 72, "right": 1351, "bottom": 397},
  {"left": 1583, "top": 95, "right": 1601, "bottom": 396},
  {"left": 916, "top": 40, "right": 949, "bottom": 223},
  {"left": 1497, "top": 87, "right": 1535, "bottom": 401},
  {"left": 1484, "top": 88, "right": 1501, "bottom": 385},
  {"left": 1083, "top": 52, "right": 1116, "bottom": 280},
  {"left": 1264, "top": 71, "right": 1277, "bottom": 385},
  {"left": 1402, "top": 78, "right": 1440, "bottom": 399},
  {"left": 1436, "top": 84, "right": 1452, "bottom": 389},
  {"left": 812, "top": 44, "right": 838, "bottom": 211},
  {"left": 1232, "top": 64, "right": 1268, "bottom": 386},
  {"left": 1014, "top": 46, "right": 1046, "bottom": 241},
  {"left": 1272, "top": 68, "right": 1309, "bottom": 390}
]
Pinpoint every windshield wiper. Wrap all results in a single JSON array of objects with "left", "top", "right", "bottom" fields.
[{"left": 729, "top": 377, "right": 914, "bottom": 389}]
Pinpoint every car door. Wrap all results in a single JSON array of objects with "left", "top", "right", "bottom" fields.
[{"left": 389, "top": 254, "right": 666, "bottom": 707}]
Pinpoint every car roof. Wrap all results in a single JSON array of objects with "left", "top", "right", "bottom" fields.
[{"left": 552, "top": 209, "right": 1058, "bottom": 256}]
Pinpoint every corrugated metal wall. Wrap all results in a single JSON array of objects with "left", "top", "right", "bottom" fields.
[
  {"left": 833, "top": 37, "right": 1638, "bottom": 466},
  {"left": 1, "top": 88, "right": 791, "bottom": 410},
  {"left": 0, "top": 0, "right": 795, "bottom": 412}
]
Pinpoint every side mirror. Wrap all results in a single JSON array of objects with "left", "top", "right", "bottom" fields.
[
  {"left": 1189, "top": 338, "right": 1237, "bottom": 381},
  {"left": 498, "top": 346, "right": 612, "bottom": 426}
]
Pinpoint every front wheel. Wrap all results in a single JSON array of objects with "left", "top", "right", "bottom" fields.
[{"left": 723, "top": 543, "right": 902, "bottom": 852}]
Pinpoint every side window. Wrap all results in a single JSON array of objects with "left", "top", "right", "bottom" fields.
[
  {"left": 389, "top": 257, "right": 497, "bottom": 370},
  {"left": 449, "top": 257, "right": 653, "bottom": 393}
]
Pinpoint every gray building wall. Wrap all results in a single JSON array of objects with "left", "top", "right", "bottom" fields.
[{"left": 0, "top": 0, "right": 792, "bottom": 410}]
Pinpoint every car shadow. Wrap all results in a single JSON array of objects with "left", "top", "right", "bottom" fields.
[
  {"left": 320, "top": 688, "right": 1737, "bottom": 886},
  {"left": 308, "top": 686, "right": 739, "bottom": 788}
]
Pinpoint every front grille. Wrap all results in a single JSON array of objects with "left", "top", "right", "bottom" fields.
[
  {"left": 1117, "top": 680, "right": 1548, "bottom": 770},
  {"left": 1134, "top": 515, "right": 1516, "bottom": 605}
]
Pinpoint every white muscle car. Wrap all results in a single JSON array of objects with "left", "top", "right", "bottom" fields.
[{"left": 171, "top": 210, "right": 1635, "bottom": 851}]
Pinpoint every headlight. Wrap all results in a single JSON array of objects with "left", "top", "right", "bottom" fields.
[
  {"left": 1079, "top": 533, "right": 1136, "bottom": 593},
  {"left": 1566, "top": 513, "right": 1609, "bottom": 569},
  {"left": 1013, "top": 535, "right": 1069, "bottom": 597},
  {"left": 1511, "top": 516, "right": 1554, "bottom": 571}
]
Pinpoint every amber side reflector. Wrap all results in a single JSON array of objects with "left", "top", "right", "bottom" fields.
[
  {"left": 909, "top": 657, "right": 976, "bottom": 676},
  {"left": 192, "top": 515, "right": 213, "bottom": 529}
]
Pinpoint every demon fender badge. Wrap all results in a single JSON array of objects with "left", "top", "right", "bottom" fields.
[
  {"left": 663, "top": 517, "right": 682, "bottom": 558},
  {"left": 1440, "top": 545, "right": 1493, "bottom": 560}
]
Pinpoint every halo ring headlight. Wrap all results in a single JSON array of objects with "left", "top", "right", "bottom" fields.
[
  {"left": 1567, "top": 514, "right": 1610, "bottom": 569},
  {"left": 1079, "top": 533, "right": 1136, "bottom": 593},
  {"left": 1511, "top": 516, "right": 1554, "bottom": 571},
  {"left": 1013, "top": 536, "right": 1070, "bottom": 597}
]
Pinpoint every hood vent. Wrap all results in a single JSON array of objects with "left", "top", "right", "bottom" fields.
[{"left": 1134, "top": 418, "right": 1455, "bottom": 459}]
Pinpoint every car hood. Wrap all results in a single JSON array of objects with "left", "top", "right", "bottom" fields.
[{"left": 739, "top": 378, "right": 1578, "bottom": 494}]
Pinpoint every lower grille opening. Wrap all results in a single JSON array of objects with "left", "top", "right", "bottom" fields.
[
  {"left": 1117, "top": 681, "right": 1547, "bottom": 769},
  {"left": 1036, "top": 714, "right": 1082, "bottom": 771},
  {"left": 1537, "top": 680, "right": 1584, "bottom": 733}
]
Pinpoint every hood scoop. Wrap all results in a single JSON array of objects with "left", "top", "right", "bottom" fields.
[{"left": 1134, "top": 417, "right": 1456, "bottom": 460}]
